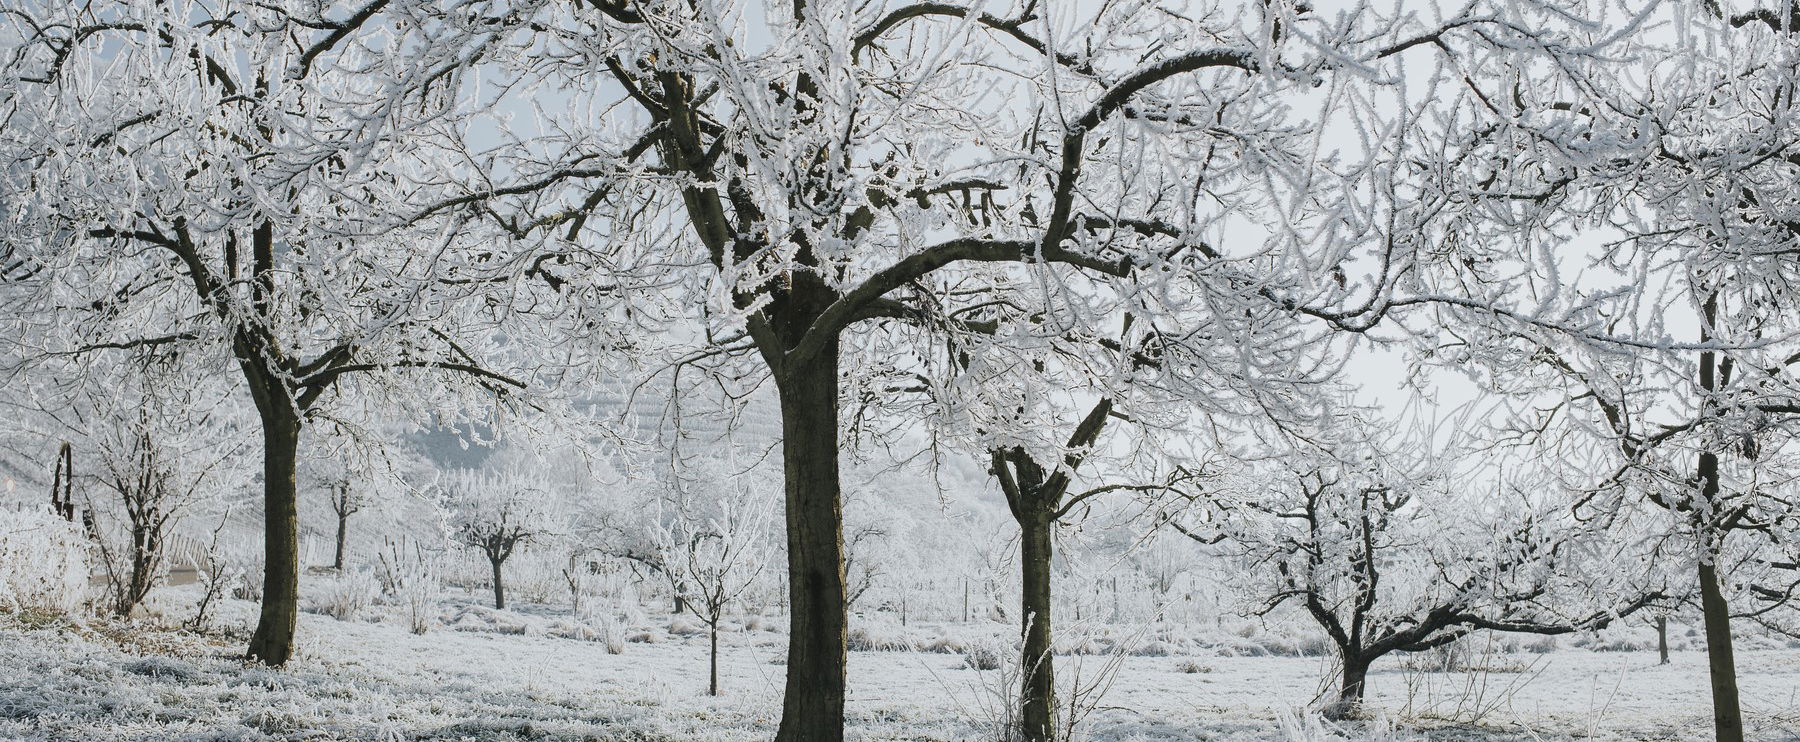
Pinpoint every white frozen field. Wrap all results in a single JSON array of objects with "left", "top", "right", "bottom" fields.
[{"left": 2, "top": 588, "right": 1797, "bottom": 742}]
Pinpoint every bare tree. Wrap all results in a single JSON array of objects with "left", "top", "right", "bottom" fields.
[
  {"left": 842, "top": 523, "right": 888, "bottom": 616},
  {"left": 91, "top": 420, "right": 183, "bottom": 617},
  {"left": 87, "top": 387, "right": 240, "bottom": 617},
  {"left": 655, "top": 483, "right": 774, "bottom": 697},
  {"left": 1176, "top": 438, "right": 1664, "bottom": 719},
  {"left": 445, "top": 469, "right": 556, "bottom": 611},
  {"left": 326, "top": 477, "right": 365, "bottom": 572}
]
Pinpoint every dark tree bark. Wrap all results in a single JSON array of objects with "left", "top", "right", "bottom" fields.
[
  {"left": 231, "top": 220, "right": 309, "bottom": 667},
  {"left": 245, "top": 409, "right": 301, "bottom": 665},
  {"left": 989, "top": 400, "right": 1113, "bottom": 742},
  {"left": 1332, "top": 653, "right": 1374, "bottom": 719},
  {"left": 1018, "top": 514, "right": 1056, "bottom": 742},
  {"left": 334, "top": 513, "right": 350, "bottom": 571},
  {"left": 121, "top": 505, "right": 164, "bottom": 616},
  {"left": 330, "top": 480, "right": 360, "bottom": 571},
  {"left": 1657, "top": 615, "right": 1670, "bottom": 666},
  {"left": 1698, "top": 563, "right": 1741, "bottom": 741},
  {"left": 709, "top": 623, "right": 720, "bottom": 697},
  {"left": 771, "top": 336, "right": 848, "bottom": 742},
  {"left": 490, "top": 555, "right": 507, "bottom": 610},
  {"left": 1696, "top": 342, "right": 1743, "bottom": 742},
  {"left": 51, "top": 441, "right": 75, "bottom": 522}
]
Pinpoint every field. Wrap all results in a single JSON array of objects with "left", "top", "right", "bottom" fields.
[{"left": 3, "top": 589, "right": 1797, "bottom": 742}]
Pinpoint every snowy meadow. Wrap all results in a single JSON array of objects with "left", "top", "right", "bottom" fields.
[
  {"left": 5, "top": 0, "right": 1800, "bottom": 741},
  {"left": 3, "top": 579, "right": 1798, "bottom": 741}
]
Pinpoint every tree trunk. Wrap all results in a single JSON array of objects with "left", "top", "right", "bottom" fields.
[
  {"left": 1694, "top": 320, "right": 1743, "bottom": 742},
  {"left": 1657, "top": 615, "right": 1670, "bottom": 666},
  {"left": 245, "top": 412, "right": 302, "bottom": 666},
  {"left": 1694, "top": 429, "right": 1743, "bottom": 742},
  {"left": 333, "top": 511, "right": 349, "bottom": 571},
  {"left": 120, "top": 521, "right": 158, "bottom": 616},
  {"left": 962, "top": 578, "right": 969, "bottom": 623},
  {"left": 52, "top": 441, "right": 75, "bottom": 522},
  {"left": 491, "top": 556, "right": 507, "bottom": 610},
  {"left": 772, "top": 342, "right": 847, "bottom": 742},
  {"left": 1699, "top": 557, "right": 1743, "bottom": 742},
  {"left": 1329, "top": 652, "right": 1372, "bottom": 720},
  {"left": 710, "top": 623, "right": 720, "bottom": 697},
  {"left": 1019, "top": 514, "right": 1056, "bottom": 742}
]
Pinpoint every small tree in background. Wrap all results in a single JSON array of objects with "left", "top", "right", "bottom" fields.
[
  {"left": 656, "top": 478, "right": 775, "bottom": 697},
  {"left": 83, "top": 360, "right": 243, "bottom": 618},
  {"left": 327, "top": 478, "right": 366, "bottom": 572},
  {"left": 444, "top": 468, "right": 556, "bottom": 611},
  {"left": 842, "top": 522, "right": 889, "bottom": 617},
  {"left": 91, "top": 417, "right": 186, "bottom": 617}
]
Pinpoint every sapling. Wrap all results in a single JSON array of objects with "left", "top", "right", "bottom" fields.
[{"left": 655, "top": 483, "right": 774, "bottom": 697}]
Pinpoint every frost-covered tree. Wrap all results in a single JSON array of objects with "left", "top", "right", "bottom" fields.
[
  {"left": 456, "top": 3, "right": 1621, "bottom": 734},
  {"left": 1409, "top": 6, "right": 1800, "bottom": 739},
  {"left": 954, "top": 353, "right": 1194, "bottom": 741},
  {"left": 654, "top": 477, "right": 775, "bottom": 697},
  {"left": 0, "top": 348, "right": 247, "bottom": 617},
  {"left": 327, "top": 476, "right": 366, "bottom": 572},
  {"left": 0, "top": 0, "right": 545, "bottom": 664},
  {"left": 90, "top": 404, "right": 235, "bottom": 617},
  {"left": 443, "top": 467, "right": 560, "bottom": 610},
  {"left": 1173, "top": 426, "right": 1665, "bottom": 719}
]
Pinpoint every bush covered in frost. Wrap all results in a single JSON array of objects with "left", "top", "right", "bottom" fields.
[
  {"left": 311, "top": 570, "right": 381, "bottom": 621},
  {"left": 0, "top": 507, "right": 92, "bottom": 616}
]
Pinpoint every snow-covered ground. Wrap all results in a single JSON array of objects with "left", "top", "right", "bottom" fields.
[{"left": 2, "top": 593, "right": 1798, "bottom": 741}]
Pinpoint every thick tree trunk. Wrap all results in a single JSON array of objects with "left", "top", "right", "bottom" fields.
[
  {"left": 491, "top": 557, "right": 507, "bottom": 610},
  {"left": 333, "top": 512, "right": 349, "bottom": 571},
  {"left": 1699, "top": 558, "right": 1743, "bottom": 742},
  {"left": 1657, "top": 615, "right": 1670, "bottom": 666},
  {"left": 245, "top": 413, "right": 302, "bottom": 666},
  {"left": 1328, "top": 653, "right": 1372, "bottom": 720},
  {"left": 1019, "top": 514, "right": 1056, "bottom": 742},
  {"left": 772, "top": 343, "right": 847, "bottom": 742}
]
